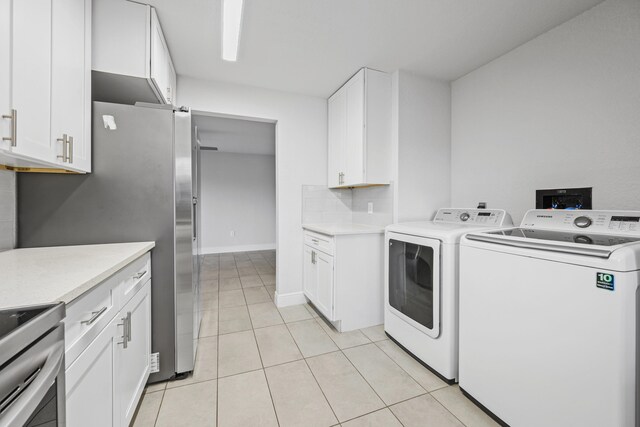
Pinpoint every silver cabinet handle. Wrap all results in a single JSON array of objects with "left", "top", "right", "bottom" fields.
[
  {"left": 117, "top": 313, "right": 129, "bottom": 348},
  {"left": 68, "top": 135, "right": 73, "bottom": 163},
  {"left": 133, "top": 270, "right": 147, "bottom": 280},
  {"left": 2, "top": 109, "right": 17, "bottom": 146},
  {"left": 127, "top": 311, "right": 132, "bottom": 343},
  {"left": 311, "top": 251, "right": 316, "bottom": 264},
  {"left": 81, "top": 306, "right": 107, "bottom": 325},
  {"left": 56, "top": 134, "right": 68, "bottom": 162},
  {"left": 311, "top": 239, "right": 319, "bottom": 244}
]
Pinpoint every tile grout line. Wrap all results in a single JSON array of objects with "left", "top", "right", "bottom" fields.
[
  {"left": 215, "top": 256, "right": 221, "bottom": 427},
  {"left": 245, "top": 266, "right": 283, "bottom": 427},
  {"left": 280, "top": 314, "right": 341, "bottom": 425},
  {"left": 152, "top": 389, "right": 166, "bottom": 427},
  {"left": 369, "top": 339, "right": 427, "bottom": 393},
  {"left": 336, "top": 346, "right": 391, "bottom": 415},
  {"left": 371, "top": 340, "right": 468, "bottom": 425}
]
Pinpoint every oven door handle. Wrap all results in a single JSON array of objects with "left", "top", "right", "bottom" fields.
[{"left": 0, "top": 340, "right": 64, "bottom": 427}]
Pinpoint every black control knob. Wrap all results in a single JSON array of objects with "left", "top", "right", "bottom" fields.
[
  {"left": 574, "top": 216, "right": 592, "bottom": 228},
  {"left": 460, "top": 212, "right": 470, "bottom": 222}
]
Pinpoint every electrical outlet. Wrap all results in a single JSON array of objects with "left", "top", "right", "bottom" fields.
[
  {"left": 367, "top": 202, "right": 374, "bottom": 214},
  {"left": 150, "top": 352, "right": 160, "bottom": 373},
  {"left": 229, "top": 230, "right": 235, "bottom": 237}
]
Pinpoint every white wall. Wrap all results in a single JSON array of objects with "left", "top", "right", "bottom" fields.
[
  {"left": 392, "top": 70, "right": 451, "bottom": 222},
  {"left": 451, "top": 0, "right": 640, "bottom": 223},
  {"left": 178, "top": 77, "right": 327, "bottom": 305},
  {"left": 0, "top": 170, "right": 15, "bottom": 251},
  {"left": 201, "top": 151, "right": 275, "bottom": 253}
]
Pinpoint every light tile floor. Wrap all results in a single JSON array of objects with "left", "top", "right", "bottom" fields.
[{"left": 132, "top": 250, "right": 499, "bottom": 427}]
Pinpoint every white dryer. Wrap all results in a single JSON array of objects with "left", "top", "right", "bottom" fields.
[
  {"left": 384, "top": 208, "right": 513, "bottom": 382},
  {"left": 459, "top": 210, "right": 640, "bottom": 427}
]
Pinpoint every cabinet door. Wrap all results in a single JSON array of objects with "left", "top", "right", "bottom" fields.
[
  {"left": 167, "top": 56, "right": 177, "bottom": 105},
  {"left": 303, "top": 245, "right": 317, "bottom": 301},
  {"left": 66, "top": 315, "right": 119, "bottom": 427},
  {"left": 344, "top": 70, "right": 365, "bottom": 186},
  {"left": 0, "top": 0, "right": 10, "bottom": 140},
  {"left": 150, "top": 9, "right": 170, "bottom": 104},
  {"left": 7, "top": 0, "right": 54, "bottom": 162},
  {"left": 315, "top": 251, "right": 334, "bottom": 320},
  {"left": 118, "top": 281, "right": 152, "bottom": 427},
  {"left": 327, "top": 88, "right": 347, "bottom": 188},
  {"left": 51, "top": 0, "right": 91, "bottom": 172}
]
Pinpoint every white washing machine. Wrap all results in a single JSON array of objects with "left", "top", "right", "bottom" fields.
[
  {"left": 459, "top": 209, "right": 640, "bottom": 427},
  {"left": 384, "top": 208, "right": 513, "bottom": 382}
]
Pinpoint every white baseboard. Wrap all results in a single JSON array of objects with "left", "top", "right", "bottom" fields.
[
  {"left": 201, "top": 243, "right": 276, "bottom": 255},
  {"left": 275, "top": 291, "right": 307, "bottom": 308}
]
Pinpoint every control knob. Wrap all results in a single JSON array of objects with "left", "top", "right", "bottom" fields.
[
  {"left": 460, "top": 212, "right": 470, "bottom": 222},
  {"left": 574, "top": 216, "right": 592, "bottom": 228},
  {"left": 574, "top": 235, "right": 593, "bottom": 245}
]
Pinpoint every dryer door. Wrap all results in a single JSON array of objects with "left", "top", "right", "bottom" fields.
[{"left": 386, "top": 232, "right": 441, "bottom": 338}]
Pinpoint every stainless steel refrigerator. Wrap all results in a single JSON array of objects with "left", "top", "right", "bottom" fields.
[{"left": 17, "top": 102, "right": 202, "bottom": 383}]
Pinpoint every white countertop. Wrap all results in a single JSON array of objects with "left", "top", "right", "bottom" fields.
[
  {"left": 302, "top": 223, "right": 385, "bottom": 236},
  {"left": 0, "top": 242, "right": 155, "bottom": 309}
]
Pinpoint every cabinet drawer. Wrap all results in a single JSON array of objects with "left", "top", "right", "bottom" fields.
[
  {"left": 304, "top": 230, "right": 334, "bottom": 256},
  {"left": 120, "top": 253, "right": 151, "bottom": 305},
  {"left": 64, "top": 253, "right": 150, "bottom": 367},
  {"left": 64, "top": 274, "right": 120, "bottom": 368}
]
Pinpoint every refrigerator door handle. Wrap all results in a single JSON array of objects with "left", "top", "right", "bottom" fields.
[{"left": 192, "top": 196, "right": 197, "bottom": 239}]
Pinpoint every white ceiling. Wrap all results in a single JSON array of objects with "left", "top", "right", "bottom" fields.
[
  {"left": 193, "top": 114, "right": 276, "bottom": 155},
  {"left": 145, "top": 0, "right": 602, "bottom": 98}
]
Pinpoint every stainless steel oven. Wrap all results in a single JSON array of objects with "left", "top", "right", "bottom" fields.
[{"left": 0, "top": 303, "right": 65, "bottom": 427}]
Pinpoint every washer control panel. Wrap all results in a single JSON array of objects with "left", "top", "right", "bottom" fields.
[
  {"left": 433, "top": 208, "right": 511, "bottom": 226},
  {"left": 521, "top": 210, "right": 640, "bottom": 235}
]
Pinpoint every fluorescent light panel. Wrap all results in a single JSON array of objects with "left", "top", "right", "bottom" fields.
[{"left": 222, "top": 0, "right": 244, "bottom": 61}]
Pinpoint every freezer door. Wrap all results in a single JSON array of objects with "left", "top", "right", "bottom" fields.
[
  {"left": 174, "top": 109, "right": 196, "bottom": 374},
  {"left": 18, "top": 102, "right": 179, "bottom": 382}
]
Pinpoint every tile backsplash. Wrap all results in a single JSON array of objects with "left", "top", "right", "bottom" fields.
[
  {"left": 302, "top": 185, "right": 352, "bottom": 224},
  {"left": 0, "top": 170, "right": 16, "bottom": 251},
  {"left": 302, "top": 184, "right": 393, "bottom": 227}
]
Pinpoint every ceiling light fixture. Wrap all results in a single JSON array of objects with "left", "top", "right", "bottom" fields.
[{"left": 222, "top": 0, "right": 244, "bottom": 61}]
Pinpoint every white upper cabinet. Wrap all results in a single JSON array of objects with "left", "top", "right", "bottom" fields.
[
  {"left": 0, "top": 0, "right": 91, "bottom": 173},
  {"left": 327, "top": 68, "right": 392, "bottom": 188},
  {"left": 93, "top": 0, "right": 177, "bottom": 105},
  {"left": 150, "top": 9, "right": 177, "bottom": 105},
  {"left": 51, "top": 0, "right": 92, "bottom": 172}
]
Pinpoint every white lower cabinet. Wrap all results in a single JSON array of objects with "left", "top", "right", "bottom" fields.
[
  {"left": 304, "top": 244, "right": 335, "bottom": 320},
  {"left": 66, "top": 315, "right": 118, "bottom": 427},
  {"left": 65, "top": 254, "right": 152, "bottom": 427},
  {"left": 303, "top": 245, "right": 318, "bottom": 302},
  {"left": 314, "top": 250, "right": 335, "bottom": 320},
  {"left": 118, "top": 281, "right": 152, "bottom": 426},
  {"left": 302, "top": 229, "right": 384, "bottom": 331}
]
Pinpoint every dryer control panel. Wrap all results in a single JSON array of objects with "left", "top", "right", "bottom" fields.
[
  {"left": 521, "top": 210, "right": 640, "bottom": 235},
  {"left": 433, "top": 209, "right": 511, "bottom": 226}
]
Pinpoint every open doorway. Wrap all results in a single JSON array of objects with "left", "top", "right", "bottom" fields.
[{"left": 192, "top": 112, "right": 277, "bottom": 302}]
